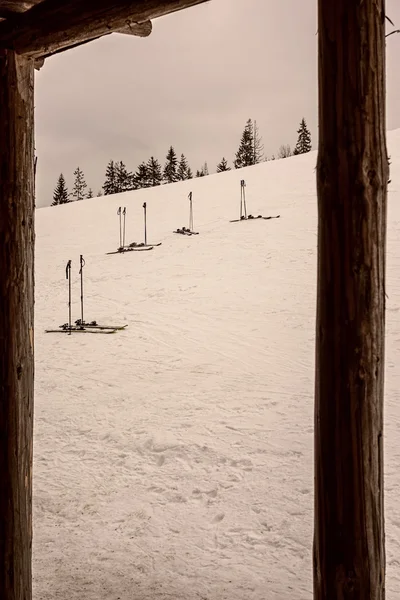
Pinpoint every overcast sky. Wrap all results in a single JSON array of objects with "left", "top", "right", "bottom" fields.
[{"left": 34, "top": 0, "right": 400, "bottom": 207}]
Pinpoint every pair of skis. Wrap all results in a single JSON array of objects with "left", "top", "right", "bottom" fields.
[
  {"left": 229, "top": 215, "right": 281, "bottom": 223},
  {"left": 45, "top": 256, "right": 127, "bottom": 335},
  {"left": 230, "top": 179, "right": 280, "bottom": 222},
  {"left": 107, "top": 202, "right": 162, "bottom": 255},
  {"left": 173, "top": 192, "right": 199, "bottom": 235}
]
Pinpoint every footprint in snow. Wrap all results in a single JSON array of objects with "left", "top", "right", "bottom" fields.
[
  {"left": 156, "top": 455, "right": 165, "bottom": 467},
  {"left": 213, "top": 513, "right": 225, "bottom": 523}
]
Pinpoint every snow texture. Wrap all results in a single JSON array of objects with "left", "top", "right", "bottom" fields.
[{"left": 34, "top": 133, "right": 400, "bottom": 599}]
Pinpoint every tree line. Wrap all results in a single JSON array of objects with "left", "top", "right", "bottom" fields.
[{"left": 51, "top": 117, "right": 312, "bottom": 206}]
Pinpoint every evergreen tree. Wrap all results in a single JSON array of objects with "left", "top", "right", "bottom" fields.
[
  {"left": 177, "top": 154, "right": 191, "bottom": 181},
  {"left": 147, "top": 156, "right": 163, "bottom": 187},
  {"left": 51, "top": 173, "right": 69, "bottom": 206},
  {"left": 217, "top": 157, "right": 231, "bottom": 172},
  {"left": 187, "top": 167, "right": 193, "bottom": 179},
  {"left": 87, "top": 188, "right": 93, "bottom": 199},
  {"left": 97, "top": 190, "right": 103, "bottom": 197},
  {"left": 234, "top": 119, "right": 255, "bottom": 168},
  {"left": 115, "top": 161, "right": 132, "bottom": 192},
  {"left": 163, "top": 146, "right": 178, "bottom": 183},
  {"left": 71, "top": 166, "right": 87, "bottom": 201},
  {"left": 196, "top": 169, "right": 203, "bottom": 178},
  {"left": 293, "top": 118, "right": 312, "bottom": 154},
  {"left": 103, "top": 160, "right": 118, "bottom": 195},
  {"left": 134, "top": 162, "right": 151, "bottom": 189}
]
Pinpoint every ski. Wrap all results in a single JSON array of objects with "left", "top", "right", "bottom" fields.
[
  {"left": 74, "top": 320, "right": 128, "bottom": 330},
  {"left": 173, "top": 229, "right": 199, "bottom": 236},
  {"left": 230, "top": 215, "right": 280, "bottom": 222},
  {"left": 127, "top": 242, "right": 162, "bottom": 248},
  {"left": 45, "top": 328, "right": 117, "bottom": 334},
  {"left": 106, "top": 246, "right": 153, "bottom": 255}
]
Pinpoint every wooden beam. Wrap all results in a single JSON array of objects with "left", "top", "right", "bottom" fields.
[
  {"left": 36, "top": 19, "right": 152, "bottom": 62},
  {"left": 33, "top": 19, "right": 151, "bottom": 67},
  {"left": 0, "top": 49, "right": 34, "bottom": 600},
  {"left": 0, "top": 1, "right": 37, "bottom": 16},
  {"left": 0, "top": 0, "right": 208, "bottom": 59},
  {"left": 0, "top": 0, "right": 42, "bottom": 18},
  {"left": 118, "top": 19, "right": 152, "bottom": 37},
  {"left": 314, "top": 0, "right": 387, "bottom": 598}
]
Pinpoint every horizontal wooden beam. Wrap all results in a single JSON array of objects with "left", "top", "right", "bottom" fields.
[
  {"left": 0, "top": 0, "right": 209, "bottom": 59},
  {"left": 0, "top": 0, "right": 42, "bottom": 18},
  {"left": 36, "top": 19, "right": 152, "bottom": 61},
  {"left": 118, "top": 19, "right": 152, "bottom": 37}
]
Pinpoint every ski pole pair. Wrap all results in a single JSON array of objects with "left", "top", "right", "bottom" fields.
[
  {"left": 117, "top": 206, "right": 127, "bottom": 249},
  {"left": 118, "top": 203, "right": 148, "bottom": 246},
  {"left": 65, "top": 255, "right": 86, "bottom": 334}
]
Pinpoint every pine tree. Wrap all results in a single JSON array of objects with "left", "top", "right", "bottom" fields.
[
  {"left": 87, "top": 188, "right": 94, "bottom": 198},
  {"left": 234, "top": 119, "right": 255, "bottom": 168},
  {"left": 163, "top": 146, "right": 178, "bottom": 184},
  {"left": 134, "top": 162, "right": 151, "bottom": 189},
  {"left": 115, "top": 161, "right": 132, "bottom": 192},
  {"left": 177, "top": 154, "right": 191, "bottom": 181},
  {"left": 147, "top": 156, "right": 163, "bottom": 187},
  {"left": 71, "top": 166, "right": 87, "bottom": 201},
  {"left": 293, "top": 118, "right": 312, "bottom": 154},
  {"left": 187, "top": 167, "right": 193, "bottom": 179},
  {"left": 196, "top": 169, "right": 203, "bottom": 178},
  {"left": 103, "top": 160, "right": 118, "bottom": 195},
  {"left": 217, "top": 157, "right": 231, "bottom": 172},
  {"left": 51, "top": 173, "right": 69, "bottom": 206}
]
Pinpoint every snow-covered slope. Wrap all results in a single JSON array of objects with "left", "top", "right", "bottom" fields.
[{"left": 34, "top": 133, "right": 400, "bottom": 600}]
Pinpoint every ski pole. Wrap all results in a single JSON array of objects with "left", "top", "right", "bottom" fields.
[
  {"left": 117, "top": 206, "right": 122, "bottom": 248},
  {"left": 79, "top": 255, "right": 85, "bottom": 325},
  {"left": 240, "top": 180, "right": 247, "bottom": 219},
  {"left": 143, "top": 202, "right": 147, "bottom": 246},
  {"left": 122, "top": 207, "right": 126, "bottom": 248},
  {"left": 66, "top": 260, "right": 72, "bottom": 335},
  {"left": 188, "top": 192, "right": 193, "bottom": 231}
]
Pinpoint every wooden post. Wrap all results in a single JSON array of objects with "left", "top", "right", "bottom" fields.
[
  {"left": 314, "top": 1, "right": 388, "bottom": 598},
  {"left": 0, "top": 49, "right": 35, "bottom": 600}
]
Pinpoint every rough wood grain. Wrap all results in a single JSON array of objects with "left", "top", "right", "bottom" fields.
[
  {"left": 0, "top": 0, "right": 40, "bottom": 15},
  {"left": 314, "top": 1, "right": 388, "bottom": 598},
  {"left": 0, "top": 0, "right": 208, "bottom": 58},
  {"left": 31, "top": 19, "right": 151, "bottom": 65},
  {"left": 0, "top": 48, "right": 35, "bottom": 600}
]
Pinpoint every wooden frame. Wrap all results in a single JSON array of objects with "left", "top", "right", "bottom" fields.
[{"left": 0, "top": 0, "right": 388, "bottom": 598}]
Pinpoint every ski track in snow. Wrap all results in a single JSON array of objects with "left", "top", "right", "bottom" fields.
[{"left": 33, "top": 140, "right": 400, "bottom": 599}]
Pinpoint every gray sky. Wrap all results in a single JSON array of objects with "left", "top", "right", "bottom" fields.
[{"left": 35, "top": 0, "right": 400, "bottom": 207}]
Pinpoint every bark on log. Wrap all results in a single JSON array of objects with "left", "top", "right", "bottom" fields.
[
  {"left": 0, "top": 49, "right": 34, "bottom": 600},
  {"left": 0, "top": 0, "right": 208, "bottom": 59},
  {"left": 314, "top": 1, "right": 388, "bottom": 598}
]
